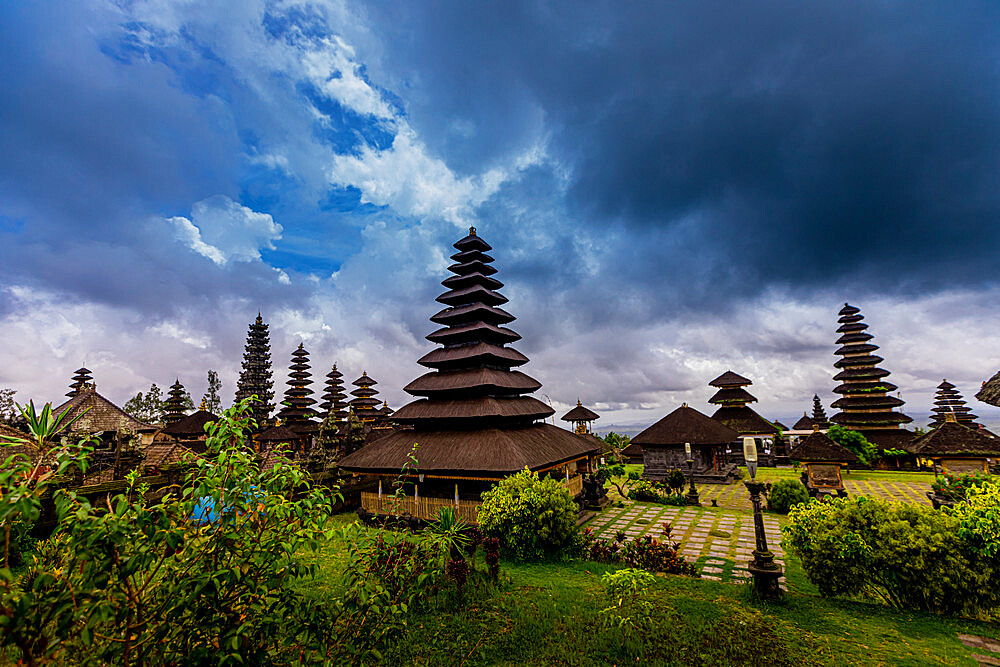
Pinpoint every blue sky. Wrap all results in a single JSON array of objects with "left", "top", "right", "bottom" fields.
[{"left": 1, "top": 1, "right": 999, "bottom": 431}]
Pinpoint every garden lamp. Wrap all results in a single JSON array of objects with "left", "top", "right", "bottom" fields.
[
  {"left": 684, "top": 442, "right": 691, "bottom": 458},
  {"left": 744, "top": 437, "right": 758, "bottom": 480}
]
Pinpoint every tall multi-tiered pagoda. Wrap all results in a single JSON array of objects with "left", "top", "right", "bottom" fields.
[
  {"left": 830, "top": 304, "right": 912, "bottom": 448},
  {"left": 276, "top": 344, "right": 318, "bottom": 433},
  {"left": 708, "top": 371, "right": 778, "bottom": 439},
  {"left": 67, "top": 367, "right": 94, "bottom": 398},
  {"left": 348, "top": 372, "right": 381, "bottom": 423},
  {"left": 234, "top": 314, "right": 275, "bottom": 428},
  {"left": 812, "top": 395, "right": 829, "bottom": 426},
  {"left": 319, "top": 363, "right": 349, "bottom": 422},
  {"left": 339, "top": 228, "right": 600, "bottom": 515},
  {"left": 163, "top": 380, "right": 189, "bottom": 424},
  {"left": 930, "top": 380, "right": 979, "bottom": 429}
]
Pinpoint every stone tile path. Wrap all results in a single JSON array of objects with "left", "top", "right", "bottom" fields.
[
  {"left": 584, "top": 502, "right": 785, "bottom": 588},
  {"left": 691, "top": 477, "right": 931, "bottom": 510}
]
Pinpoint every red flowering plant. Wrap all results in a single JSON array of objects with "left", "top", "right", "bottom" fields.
[{"left": 931, "top": 472, "right": 992, "bottom": 501}]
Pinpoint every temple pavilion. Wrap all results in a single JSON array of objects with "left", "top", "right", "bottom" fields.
[
  {"left": 929, "top": 380, "right": 980, "bottom": 429},
  {"left": 561, "top": 400, "right": 599, "bottom": 434},
  {"left": 790, "top": 430, "right": 859, "bottom": 498},
  {"left": 632, "top": 404, "right": 739, "bottom": 483},
  {"left": 830, "top": 304, "right": 913, "bottom": 449},
  {"left": 338, "top": 228, "right": 600, "bottom": 522},
  {"left": 911, "top": 415, "right": 1000, "bottom": 475}
]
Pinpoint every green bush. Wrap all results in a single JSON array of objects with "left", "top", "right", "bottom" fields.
[
  {"left": 932, "top": 472, "right": 992, "bottom": 501},
  {"left": 766, "top": 479, "right": 810, "bottom": 514},
  {"left": 950, "top": 480, "right": 1000, "bottom": 557},
  {"left": 783, "top": 495, "right": 999, "bottom": 615},
  {"left": 827, "top": 425, "right": 876, "bottom": 465},
  {"left": 479, "top": 469, "right": 579, "bottom": 561}
]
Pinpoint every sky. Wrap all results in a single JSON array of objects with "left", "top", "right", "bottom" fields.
[{"left": 1, "top": 1, "right": 999, "bottom": 433}]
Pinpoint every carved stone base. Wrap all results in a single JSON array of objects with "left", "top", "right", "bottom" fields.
[{"left": 748, "top": 552, "right": 783, "bottom": 600}]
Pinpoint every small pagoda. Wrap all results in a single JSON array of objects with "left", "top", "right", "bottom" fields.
[
  {"left": 276, "top": 344, "right": 319, "bottom": 441},
  {"left": 163, "top": 380, "right": 189, "bottom": 425},
  {"left": 929, "top": 380, "right": 979, "bottom": 429},
  {"left": 830, "top": 304, "right": 913, "bottom": 449},
  {"left": 338, "top": 227, "right": 600, "bottom": 521},
  {"left": 319, "top": 363, "right": 349, "bottom": 423},
  {"left": 348, "top": 372, "right": 382, "bottom": 423},
  {"left": 67, "top": 367, "right": 94, "bottom": 397},
  {"left": 708, "top": 371, "right": 778, "bottom": 438},
  {"left": 561, "top": 400, "right": 599, "bottom": 435},
  {"left": 812, "top": 395, "right": 829, "bottom": 427},
  {"left": 234, "top": 314, "right": 275, "bottom": 429},
  {"left": 633, "top": 404, "right": 740, "bottom": 483}
]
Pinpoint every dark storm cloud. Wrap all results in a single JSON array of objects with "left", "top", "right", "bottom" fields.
[{"left": 365, "top": 1, "right": 1000, "bottom": 308}]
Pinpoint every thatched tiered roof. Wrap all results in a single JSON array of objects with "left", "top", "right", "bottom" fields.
[
  {"left": 790, "top": 431, "right": 861, "bottom": 464},
  {"left": 830, "top": 304, "right": 912, "bottom": 440},
  {"left": 51, "top": 387, "right": 150, "bottom": 435},
  {"left": 633, "top": 404, "right": 738, "bottom": 446},
  {"left": 910, "top": 421, "right": 1000, "bottom": 458},
  {"left": 67, "top": 367, "right": 93, "bottom": 398},
  {"left": 561, "top": 401, "right": 599, "bottom": 423},
  {"left": 277, "top": 344, "right": 319, "bottom": 432},
  {"left": 160, "top": 408, "right": 219, "bottom": 439},
  {"left": 320, "top": 363, "right": 349, "bottom": 421},
  {"left": 976, "top": 371, "right": 1000, "bottom": 408},
  {"left": 930, "top": 380, "right": 979, "bottom": 428},
  {"left": 234, "top": 314, "right": 275, "bottom": 427},
  {"left": 707, "top": 371, "right": 777, "bottom": 436},
  {"left": 349, "top": 372, "right": 382, "bottom": 422},
  {"left": 339, "top": 227, "right": 598, "bottom": 478}
]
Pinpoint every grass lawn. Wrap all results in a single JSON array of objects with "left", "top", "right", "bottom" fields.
[{"left": 302, "top": 511, "right": 998, "bottom": 666}]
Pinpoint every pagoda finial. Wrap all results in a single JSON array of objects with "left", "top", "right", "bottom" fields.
[
  {"left": 200, "top": 397, "right": 207, "bottom": 410},
  {"left": 469, "top": 226, "right": 476, "bottom": 236},
  {"left": 576, "top": 399, "right": 582, "bottom": 407}
]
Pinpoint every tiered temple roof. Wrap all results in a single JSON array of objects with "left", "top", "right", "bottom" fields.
[
  {"left": 348, "top": 372, "right": 382, "bottom": 422},
  {"left": 234, "top": 314, "right": 275, "bottom": 427},
  {"left": 812, "top": 395, "right": 829, "bottom": 426},
  {"left": 276, "top": 344, "right": 318, "bottom": 432},
  {"left": 911, "top": 420, "right": 1000, "bottom": 458},
  {"left": 67, "top": 367, "right": 93, "bottom": 398},
  {"left": 830, "top": 304, "right": 912, "bottom": 445},
  {"left": 930, "top": 380, "right": 979, "bottom": 429},
  {"left": 339, "top": 227, "right": 599, "bottom": 477},
  {"left": 163, "top": 380, "right": 189, "bottom": 425},
  {"left": 319, "top": 363, "right": 349, "bottom": 422},
  {"left": 707, "top": 371, "right": 777, "bottom": 436},
  {"left": 978, "top": 371, "right": 1000, "bottom": 407}
]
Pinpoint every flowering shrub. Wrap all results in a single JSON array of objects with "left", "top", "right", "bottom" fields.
[
  {"left": 783, "top": 495, "right": 999, "bottom": 614},
  {"left": 932, "top": 472, "right": 992, "bottom": 501},
  {"left": 579, "top": 522, "right": 698, "bottom": 576},
  {"left": 479, "top": 469, "right": 579, "bottom": 561}
]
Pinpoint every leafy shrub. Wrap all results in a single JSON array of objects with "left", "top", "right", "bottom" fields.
[
  {"left": 783, "top": 495, "right": 999, "bottom": 614},
  {"left": 950, "top": 480, "right": 1000, "bottom": 557},
  {"left": 579, "top": 522, "right": 698, "bottom": 576},
  {"left": 766, "top": 479, "right": 810, "bottom": 514},
  {"left": 932, "top": 472, "right": 992, "bottom": 501},
  {"left": 666, "top": 468, "right": 686, "bottom": 494},
  {"left": 479, "top": 468, "right": 579, "bottom": 561},
  {"left": 627, "top": 479, "right": 687, "bottom": 506},
  {"left": 827, "top": 425, "right": 876, "bottom": 465}
]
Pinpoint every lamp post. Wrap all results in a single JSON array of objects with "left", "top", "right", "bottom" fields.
[
  {"left": 684, "top": 441, "right": 700, "bottom": 506},
  {"left": 743, "top": 437, "right": 782, "bottom": 599}
]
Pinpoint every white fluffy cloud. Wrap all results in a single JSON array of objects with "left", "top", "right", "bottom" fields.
[{"left": 169, "top": 196, "right": 283, "bottom": 265}]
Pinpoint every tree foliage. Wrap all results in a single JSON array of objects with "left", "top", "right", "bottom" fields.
[
  {"left": 201, "top": 369, "right": 223, "bottom": 413},
  {"left": 826, "top": 424, "right": 876, "bottom": 465},
  {"left": 123, "top": 383, "right": 165, "bottom": 423}
]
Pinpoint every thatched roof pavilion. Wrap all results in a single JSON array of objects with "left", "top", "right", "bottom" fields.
[
  {"left": 51, "top": 385, "right": 150, "bottom": 436},
  {"left": 339, "top": 228, "right": 599, "bottom": 495},
  {"left": 977, "top": 371, "right": 1000, "bottom": 408},
  {"left": 911, "top": 420, "right": 1000, "bottom": 459},
  {"left": 561, "top": 400, "right": 600, "bottom": 434},
  {"left": 790, "top": 431, "right": 860, "bottom": 464},
  {"left": 633, "top": 404, "right": 739, "bottom": 483}
]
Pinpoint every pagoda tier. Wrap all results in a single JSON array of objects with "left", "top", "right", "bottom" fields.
[
  {"left": 707, "top": 371, "right": 777, "bottom": 436},
  {"left": 67, "top": 367, "right": 93, "bottom": 397},
  {"left": 830, "top": 304, "right": 912, "bottom": 433},
  {"left": 930, "top": 380, "right": 979, "bottom": 428},
  {"left": 349, "top": 372, "right": 382, "bottom": 422},
  {"left": 234, "top": 314, "right": 275, "bottom": 427},
  {"left": 276, "top": 344, "right": 318, "bottom": 428},
  {"left": 163, "top": 380, "right": 189, "bottom": 424},
  {"left": 339, "top": 228, "right": 597, "bottom": 479},
  {"left": 319, "top": 363, "right": 349, "bottom": 421}
]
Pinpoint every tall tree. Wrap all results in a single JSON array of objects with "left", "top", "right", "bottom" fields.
[
  {"left": 0, "top": 388, "right": 15, "bottom": 423},
  {"left": 123, "top": 384, "right": 165, "bottom": 423},
  {"left": 201, "top": 370, "right": 222, "bottom": 413}
]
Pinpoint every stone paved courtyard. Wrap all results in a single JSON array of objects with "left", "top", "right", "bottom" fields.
[
  {"left": 583, "top": 502, "right": 786, "bottom": 587},
  {"left": 670, "top": 475, "right": 932, "bottom": 510}
]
